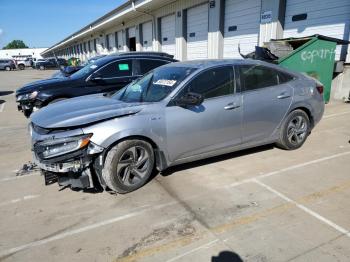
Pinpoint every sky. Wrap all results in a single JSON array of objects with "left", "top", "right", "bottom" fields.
[{"left": 0, "top": 0, "right": 126, "bottom": 49}]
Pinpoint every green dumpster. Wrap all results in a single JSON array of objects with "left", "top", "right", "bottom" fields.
[{"left": 268, "top": 35, "right": 349, "bottom": 103}]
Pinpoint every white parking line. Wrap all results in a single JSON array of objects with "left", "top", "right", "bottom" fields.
[
  {"left": 0, "top": 102, "right": 5, "bottom": 112},
  {"left": 0, "top": 201, "right": 177, "bottom": 258},
  {"left": 1, "top": 151, "right": 349, "bottom": 258},
  {"left": 253, "top": 179, "right": 350, "bottom": 238},
  {"left": 165, "top": 239, "right": 219, "bottom": 262},
  {"left": 0, "top": 173, "right": 39, "bottom": 182},
  {"left": 229, "top": 151, "right": 350, "bottom": 187},
  {"left": 324, "top": 111, "right": 350, "bottom": 119},
  {"left": 0, "top": 195, "right": 40, "bottom": 207}
]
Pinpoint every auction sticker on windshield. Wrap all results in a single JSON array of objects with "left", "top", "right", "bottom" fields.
[{"left": 154, "top": 79, "right": 177, "bottom": 86}]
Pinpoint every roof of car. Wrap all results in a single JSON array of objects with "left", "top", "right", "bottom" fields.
[
  {"left": 160, "top": 59, "right": 289, "bottom": 71},
  {"left": 95, "top": 52, "right": 176, "bottom": 64}
]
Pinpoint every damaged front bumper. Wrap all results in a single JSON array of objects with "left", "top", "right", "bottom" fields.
[
  {"left": 33, "top": 148, "right": 97, "bottom": 189},
  {"left": 16, "top": 99, "right": 43, "bottom": 113}
]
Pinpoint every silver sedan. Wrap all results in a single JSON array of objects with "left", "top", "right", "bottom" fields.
[{"left": 30, "top": 59, "right": 325, "bottom": 193}]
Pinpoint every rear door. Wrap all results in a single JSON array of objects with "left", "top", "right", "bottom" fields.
[
  {"left": 134, "top": 59, "right": 171, "bottom": 77},
  {"left": 239, "top": 65, "right": 293, "bottom": 143},
  {"left": 166, "top": 65, "right": 242, "bottom": 162}
]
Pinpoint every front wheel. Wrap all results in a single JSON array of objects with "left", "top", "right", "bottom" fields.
[
  {"left": 276, "top": 109, "right": 310, "bottom": 150},
  {"left": 5, "top": 66, "right": 11, "bottom": 71},
  {"left": 39, "top": 65, "right": 45, "bottom": 70},
  {"left": 102, "top": 140, "right": 155, "bottom": 193},
  {"left": 18, "top": 64, "right": 25, "bottom": 70}
]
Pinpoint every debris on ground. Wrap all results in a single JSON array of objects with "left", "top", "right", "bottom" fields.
[{"left": 16, "top": 162, "right": 39, "bottom": 176}]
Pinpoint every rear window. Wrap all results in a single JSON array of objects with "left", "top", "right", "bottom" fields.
[
  {"left": 278, "top": 71, "right": 295, "bottom": 83},
  {"left": 139, "top": 59, "right": 169, "bottom": 74},
  {"left": 239, "top": 65, "right": 279, "bottom": 91}
]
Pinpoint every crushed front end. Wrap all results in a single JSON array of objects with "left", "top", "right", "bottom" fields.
[{"left": 30, "top": 123, "right": 105, "bottom": 190}]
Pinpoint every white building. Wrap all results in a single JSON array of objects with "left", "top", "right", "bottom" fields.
[
  {"left": 0, "top": 48, "right": 47, "bottom": 60},
  {"left": 41, "top": 0, "right": 350, "bottom": 63}
]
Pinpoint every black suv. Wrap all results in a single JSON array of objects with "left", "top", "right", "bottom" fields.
[
  {"left": 35, "top": 58, "right": 67, "bottom": 70},
  {"left": 16, "top": 52, "right": 176, "bottom": 117}
]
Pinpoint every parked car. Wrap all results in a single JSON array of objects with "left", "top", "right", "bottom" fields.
[
  {"left": 0, "top": 59, "right": 16, "bottom": 71},
  {"left": 51, "top": 65, "right": 84, "bottom": 78},
  {"left": 16, "top": 52, "right": 176, "bottom": 117},
  {"left": 32, "top": 58, "right": 46, "bottom": 68},
  {"left": 34, "top": 58, "right": 67, "bottom": 70},
  {"left": 29, "top": 59, "right": 325, "bottom": 194},
  {"left": 17, "top": 58, "right": 33, "bottom": 70},
  {"left": 51, "top": 55, "right": 106, "bottom": 78}
]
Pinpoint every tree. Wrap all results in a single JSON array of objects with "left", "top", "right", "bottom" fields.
[{"left": 3, "top": 40, "right": 28, "bottom": 49}]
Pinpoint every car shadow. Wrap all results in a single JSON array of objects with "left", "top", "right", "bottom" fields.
[
  {"left": 0, "top": 91, "right": 14, "bottom": 96},
  {"left": 160, "top": 144, "right": 275, "bottom": 177},
  {"left": 212, "top": 251, "right": 243, "bottom": 262}
]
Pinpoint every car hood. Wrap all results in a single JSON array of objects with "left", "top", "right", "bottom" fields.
[
  {"left": 16, "top": 77, "right": 75, "bottom": 95},
  {"left": 31, "top": 94, "right": 144, "bottom": 129}
]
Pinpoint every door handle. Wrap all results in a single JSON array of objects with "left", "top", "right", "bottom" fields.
[
  {"left": 277, "top": 93, "right": 291, "bottom": 99},
  {"left": 224, "top": 103, "right": 240, "bottom": 110}
]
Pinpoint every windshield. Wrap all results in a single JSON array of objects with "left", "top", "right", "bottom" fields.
[
  {"left": 113, "top": 66, "right": 196, "bottom": 103},
  {"left": 70, "top": 61, "right": 99, "bottom": 79}
]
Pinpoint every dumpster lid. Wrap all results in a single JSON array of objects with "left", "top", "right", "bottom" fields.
[{"left": 271, "top": 34, "right": 350, "bottom": 45}]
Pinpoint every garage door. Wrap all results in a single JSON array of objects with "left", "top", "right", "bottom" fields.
[
  {"left": 187, "top": 4, "right": 208, "bottom": 60},
  {"left": 223, "top": 0, "right": 261, "bottom": 58},
  {"left": 161, "top": 14, "right": 176, "bottom": 56},
  {"left": 128, "top": 27, "right": 136, "bottom": 38},
  {"left": 284, "top": 0, "right": 350, "bottom": 61},
  {"left": 142, "top": 21, "right": 153, "bottom": 51}
]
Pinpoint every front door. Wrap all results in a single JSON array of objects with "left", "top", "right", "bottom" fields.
[
  {"left": 165, "top": 66, "right": 242, "bottom": 162},
  {"left": 239, "top": 64, "right": 293, "bottom": 143},
  {"left": 86, "top": 59, "right": 135, "bottom": 93}
]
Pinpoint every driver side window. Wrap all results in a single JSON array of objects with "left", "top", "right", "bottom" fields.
[
  {"left": 97, "top": 59, "right": 133, "bottom": 78},
  {"left": 185, "top": 66, "right": 235, "bottom": 99}
]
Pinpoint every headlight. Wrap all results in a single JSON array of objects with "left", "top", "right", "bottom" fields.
[
  {"left": 29, "top": 91, "right": 38, "bottom": 99},
  {"left": 35, "top": 134, "right": 92, "bottom": 159},
  {"left": 17, "top": 91, "right": 38, "bottom": 101}
]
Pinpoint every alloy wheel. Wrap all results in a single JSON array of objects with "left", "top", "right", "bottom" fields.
[
  {"left": 287, "top": 115, "right": 308, "bottom": 146},
  {"left": 117, "top": 146, "right": 150, "bottom": 186}
]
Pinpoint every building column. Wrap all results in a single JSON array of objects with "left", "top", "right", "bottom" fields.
[
  {"left": 153, "top": 17, "right": 161, "bottom": 52},
  {"left": 175, "top": 10, "right": 186, "bottom": 61},
  {"left": 259, "top": 0, "right": 286, "bottom": 46},
  {"left": 136, "top": 24, "right": 142, "bottom": 51},
  {"left": 208, "top": 0, "right": 224, "bottom": 59}
]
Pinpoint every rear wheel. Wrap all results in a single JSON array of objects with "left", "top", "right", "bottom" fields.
[
  {"left": 276, "top": 109, "right": 310, "bottom": 150},
  {"left": 5, "top": 66, "right": 10, "bottom": 71},
  {"left": 18, "top": 64, "right": 25, "bottom": 70},
  {"left": 102, "top": 140, "right": 154, "bottom": 193},
  {"left": 39, "top": 65, "right": 45, "bottom": 70}
]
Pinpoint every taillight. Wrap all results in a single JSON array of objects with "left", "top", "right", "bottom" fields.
[{"left": 316, "top": 84, "right": 324, "bottom": 95}]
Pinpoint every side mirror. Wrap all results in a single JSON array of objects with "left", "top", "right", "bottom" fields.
[{"left": 175, "top": 92, "right": 204, "bottom": 107}]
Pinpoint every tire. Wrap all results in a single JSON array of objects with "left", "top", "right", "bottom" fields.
[
  {"left": 276, "top": 109, "right": 310, "bottom": 150},
  {"left": 102, "top": 139, "right": 155, "bottom": 193},
  {"left": 18, "top": 64, "right": 25, "bottom": 70},
  {"left": 5, "top": 66, "right": 10, "bottom": 71},
  {"left": 39, "top": 65, "right": 45, "bottom": 70}
]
